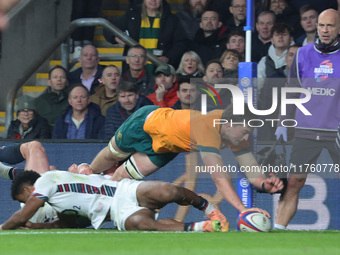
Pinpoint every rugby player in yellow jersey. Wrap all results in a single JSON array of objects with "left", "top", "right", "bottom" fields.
[{"left": 87, "top": 104, "right": 284, "bottom": 229}]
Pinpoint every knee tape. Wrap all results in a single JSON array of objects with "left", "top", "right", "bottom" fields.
[
  {"left": 124, "top": 156, "right": 145, "bottom": 180},
  {"left": 108, "top": 138, "right": 130, "bottom": 159}
]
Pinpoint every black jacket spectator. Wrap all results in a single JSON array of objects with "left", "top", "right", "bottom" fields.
[
  {"left": 172, "top": 99, "right": 202, "bottom": 111},
  {"left": 267, "top": 1, "right": 302, "bottom": 38},
  {"left": 224, "top": 15, "right": 245, "bottom": 34},
  {"left": 191, "top": 25, "right": 228, "bottom": 66},
  {"left": 104, "top": 2, "right": 189, "bottom": 68},
  {"left": 7, "top": 114, "right": 51, "bottom": 139},
  {"left": 176, "top": 9, "right": 202, "bottom": 41},
  {"left": 123, "top": 69, "right": 155, "bottom": 96},
  {"left": 251, "top": 32, "right": 272, "bottom": 63}
]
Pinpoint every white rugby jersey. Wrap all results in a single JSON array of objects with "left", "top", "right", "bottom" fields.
[{"left": 32, "top": 171, "right": 118, "bottom": 229}]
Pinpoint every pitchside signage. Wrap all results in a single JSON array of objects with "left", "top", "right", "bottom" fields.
[{"left": 237, "top": 62, "right": 258, "bottom": 208}]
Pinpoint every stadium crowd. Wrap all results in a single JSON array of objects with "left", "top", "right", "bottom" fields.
[{"left": 7, "top": 0, "right": 340, "bottom": 141}]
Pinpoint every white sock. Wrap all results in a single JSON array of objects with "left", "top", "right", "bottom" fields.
[
  {"left": 0, "top": 162, "right": 13, "bottom": 180},
  {"left": 274, "top": 223, "right": 287, "bottom": 230},
  {"left": 192, "top": 221, "right": 205, "bottom": 232},
  {"left": 204, "top": 203, "right": 216, "bottom": 215}
]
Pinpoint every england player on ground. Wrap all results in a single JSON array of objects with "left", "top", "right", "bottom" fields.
[{"left": 1, "top": 170, "right": 222, "bottom": 232}]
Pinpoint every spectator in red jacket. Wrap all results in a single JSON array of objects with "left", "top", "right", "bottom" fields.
[{"left": 147, "top": 65, "right": 179, "bottom": 107}]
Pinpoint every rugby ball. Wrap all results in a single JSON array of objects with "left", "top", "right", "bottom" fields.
[{"left": 237, "top": 210, "right": 271, "bottom": 232}]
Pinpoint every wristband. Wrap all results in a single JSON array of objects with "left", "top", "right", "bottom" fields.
[{"left": 261, "top": 181, "right": 266, "bottom": 192}]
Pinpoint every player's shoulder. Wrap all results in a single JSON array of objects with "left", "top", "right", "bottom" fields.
[{"left": 39, "top": 170, "right": 67, "bottom": 182}]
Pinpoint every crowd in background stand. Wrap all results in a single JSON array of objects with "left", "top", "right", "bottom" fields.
[{"left": 7, "top": 0, "right": 340, "bottom": 143}]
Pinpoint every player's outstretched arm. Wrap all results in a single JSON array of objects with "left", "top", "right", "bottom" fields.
[
  {"left": 235, "top": 152, "right": 284, "bottom": 193},
  {"left": 1, "top": 196, "right": 44, "bottom": 230},
  {"left": 25, "top": 214, "right": 78, "bottom": 229},
  {"left": 90, "top": 146, "right": 117, "bottom": 174},
  {"left": 200, "top": 152, "right": 247, "bottom": 213},
  {"left": 90, "top": 138, "right": 129, "bottom": 174}
]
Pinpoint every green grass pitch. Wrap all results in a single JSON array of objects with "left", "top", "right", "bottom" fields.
[{"left": 0, "top": 229, "right": 339, "bottom": 255}]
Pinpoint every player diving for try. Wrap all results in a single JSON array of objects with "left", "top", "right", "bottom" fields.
[
  {"left": 0, "top": 142, "right": 224, "bottom": 232},
  {"left": 84, "top": 104, "right": 284, "bottom": 230}
]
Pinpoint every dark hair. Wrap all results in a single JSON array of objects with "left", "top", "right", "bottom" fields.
[
  {"left": 205, "top": 59, "right": 223, "bottom": 73},
  {"left": 69, "top": 83, "right": 90, "bottom": 98},
  {"left": 271, "top": 22, "right": 293, "bottom": 37},
  {"left": 227, "top": 30, "right": 245, "bottom": 43},
  {"left": 183, "top": 0, "right": 213, "bottom": 12},
  {"left": 299, "top": 4, "right": 318, "bottom": 17},
  {"left": 102, "top": 65, "right": 120, "bottom": 78},
  {"left": 221, "top": 103, "right": 257, "bottom": 124},
  {"left": 177, "top": 76, "right": 198, "bottom": 91},
  {"left": 127, "top": 44, "right": 147, "bottom": 56},
  {"left": 201, "top": 10, "right": 221, "bottom": 22},
  {"left": 11, "top": 171, "right": 40, "bottom": 200},
  {"left": 287, "top": 45, "right": 301, "bottom": 51},
  {"left": 49, "top": 65, "right": 67, "bottom": 79},
  {"left": 266, "top": 0, "right": 287, "bottom": 9},
  {"left": 116, "top": 81, "right": 138, "bottom": 94}
]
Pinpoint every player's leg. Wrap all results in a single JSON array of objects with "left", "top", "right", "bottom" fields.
[
  {"left": 136, "top": 181, "right": 228, "bottom": 230},
  {"left": 0, "top": 143, "right": 25, "bottom": 164},
  {"left": 137, "top": 181, "right": 204, "bottom": 209},
  {"left": 275, "top": 173, "right": 307, "bottom": 228},
  {"left": 0, "top": 141, "right": 51, "bottom": 180},
  {"left": 325, "top": 140, "right": 340, "bottom": 165},
  {"left": 125, "top": 208, "right": 221, "bottom": 232},
  {"left": 0, "top": 143, "right": 25, "bottom": 180},
  {"left": 275, "top": 138, "right": 322, "bottom": 229},
  {"left": 91, "top": 105, "right": 161, "bottom": 175},
  {"left": 20, "top": 141, "right": 50, "bottom": 174}
]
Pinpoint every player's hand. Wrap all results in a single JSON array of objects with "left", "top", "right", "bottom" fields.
[
  {"left": 68, "top": 163, "right": 78, "bottom": 173},
  {"left": 263, "top": 176, "right": 284, "bottom": 194},
  {"left": 241, "top": 208, "right": 271, "bottom": 218},
  {"left": 102, "top": 162, "right": 120, "bottom": 176},
  {"left": 275, "top": 126, "right": 287, "bottom": 141},
  {"left": 78, "top": 163, "right": 93, "bottom": 175}
]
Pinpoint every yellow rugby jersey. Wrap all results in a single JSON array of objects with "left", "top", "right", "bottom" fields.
[{"left": 143, "top": 108, "right": 250, "bottom": 154}]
